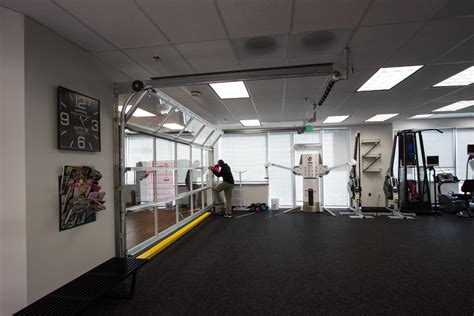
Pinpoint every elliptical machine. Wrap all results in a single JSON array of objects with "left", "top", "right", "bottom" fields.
[{"left": 340, "top": 132, "right": 374, "bottom": 219}]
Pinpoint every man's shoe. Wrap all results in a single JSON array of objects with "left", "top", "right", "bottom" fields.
[{"left": 224, "top": 214, "right": 232, "bottom": 218}]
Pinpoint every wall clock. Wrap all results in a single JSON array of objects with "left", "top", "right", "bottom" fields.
[{"left": 58, "top": 86, "right": 101, "bottom": 152}]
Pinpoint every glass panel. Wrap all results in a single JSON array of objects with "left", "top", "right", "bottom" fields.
[
  {"left": 126, "top": 91, "right": 172, "bottom": 131},
  {"left": 192, "top": 147, "right": 202, "bottom": 168},
  {"left": 179, "top": 119, "right": 204, "bottom": 142},
  {"left": 155, "top": 138, "right": 175, "bottom": 201},
  {"left": 194, "top": 126, "right": 213, "bottom": 145},
  {"left": 323, "top": 129, "right": 349, "bottom": 207},
  {"left": 219, "top": 134, "right": 267, "bottom": 182},
  {"left": 176, "top": 196, "right": 192, "bottom": 222},
  {"left": 177, "top": 144, "right": 190, "bottom": 195},
  {"left": 124, "top": 135, "right": 153, "bottom": 186},
  {"left": 206, "top": 130, "right": 221, "bottom": 147},
  {"left": 124, "top": 169, "right": 155, "bottom": 208},
  {"left": 157, "top": 201, "right": 176, "bottom": 233},
  {"left": 268, "top": 133, "right": 293, "bottom": 206},
  {"left": 158, "top": 108, "right": 187, "bottom": 136},
  {"left": 126, "top": 209, "right": 155, "bottom": 249}
]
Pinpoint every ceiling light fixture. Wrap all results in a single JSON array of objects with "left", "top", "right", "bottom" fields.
[
  {"left": 433, "top": 66, "right": 474, "bottom": 87},
  {"left": 357, "top": 65, "right": 423, "bottom": 91},
  {"left": 163, "top": 123, "right": 184, "bottom": 130},
  {"left": 118, "top": 105, "right": 155, "bottom": 117},
  {"left": 409, "top": 114, "right": 434, "bottom": 119},
  {"left": 433, "top": 100, "right": 474, "bottom": 112},
  {"left": 323, "top": 115, "right": 350, "bottom": 124},
  {"left": 209, "top": 81, "right": 250, "bottom": 99},
  {"left": 365, "top": 113, "right": 399, "bottom": 122},
  {"left": 240, "top": 119, "right": 261, "bottom": 127}
]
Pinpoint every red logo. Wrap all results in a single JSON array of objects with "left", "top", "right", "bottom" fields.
[{"left": 307, "top": 156, "right": 312, "bottom": 161}]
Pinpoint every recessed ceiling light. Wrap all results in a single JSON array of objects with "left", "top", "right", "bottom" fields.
[
  {"left": 433, "top": 66, "right": 474, "bottom": 87},
  {"left": 163, "top": 123, "right": 184, "bottom": 130},
  {"left": 433, "top": 100, "right": 474, "bottom": 112},
  {"left": 365, "top": 113, "right": 399, "bottom": 122},
  {"left": 323, "top": 115, "right": 350, "bottom": 123},
  {"left": 118, "top": 105, "right": 155, "bottom": 117},
  {"left": 357, "top": 65, "right": 423, "bottom": 91},
  {"left": 209, "top": 81, "right": 250, "bottom": 99},
  {"left": 240, "top": 119, "right": 261, "bottom": 127},
  {"left": 409, "top": 114, "right": 434, "bottom": 119}
]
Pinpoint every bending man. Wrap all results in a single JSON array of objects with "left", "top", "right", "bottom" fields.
[{"left": 210, "top": 159, "right": 234, "bottom": 218}]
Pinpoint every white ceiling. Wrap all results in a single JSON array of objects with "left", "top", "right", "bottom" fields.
[{"left": 1, "top": 0, "right": 473, "bottom": 129}]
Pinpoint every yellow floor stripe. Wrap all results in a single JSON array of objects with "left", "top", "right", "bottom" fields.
[{"left": 137, "top": 212, "right": 212, "bottom": 260}]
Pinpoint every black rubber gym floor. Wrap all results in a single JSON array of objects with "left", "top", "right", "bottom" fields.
[{"left": 85, "top": 210, "right": 474, "bottom": 315}]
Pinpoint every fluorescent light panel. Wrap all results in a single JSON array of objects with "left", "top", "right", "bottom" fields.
[
  {"left": 357, "top": 65, "right": 423, "bottom": 91},
  {"left": 433, "top": 100, "right": 474, "bottom": 112},
  {"left": 365, "top": 113, "right": 399, "bottom": 122},
  {"left": 434, "top": 66, "right": 474, "bottom": 87},
  {"left": 409, "top": 114, "right": 434, "bottom": 119},
  {"left": 118, "top": 105, "right": 155, "bottom": 117},
  {"left": 323, "top": 115, "right": 350, "bottom": 123},
  {"left": 163, "top": 123, "right": 184, "bottom": 130},
  {"left": 209, "top": 81, "right": 249, "bottom": 99},
  {"left": 240, "top": 119, "right": 261, "bottom": 127}
]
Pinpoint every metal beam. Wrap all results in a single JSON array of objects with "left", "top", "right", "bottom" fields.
[{"left": 116, "top": 63, "right": 333, "bottom": 93}]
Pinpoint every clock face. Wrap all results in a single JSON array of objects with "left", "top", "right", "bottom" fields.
[{"left": 58, "top": 87, "right": 101, "bottom": 152}]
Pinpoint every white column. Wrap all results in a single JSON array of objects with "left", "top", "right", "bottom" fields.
[{"left": 0, "top": 7, "right": 27, "bottom": 315}]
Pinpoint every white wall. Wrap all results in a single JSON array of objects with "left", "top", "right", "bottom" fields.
[
  {"left": 0, "top": 7, "right": 27, "bottom": 316},
  {"left": 23, "top": 18, "right": 126, "bottom": 303},
  {"left": 349, "top": 124, "right": 393, "bottom": 208},
  {"left": 393, "top": 117, "right": 474, "bottom": 130}
]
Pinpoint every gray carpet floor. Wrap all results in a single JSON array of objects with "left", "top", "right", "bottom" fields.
[{"left": 85, "top": 210, "right": 474, "bottom": 315}]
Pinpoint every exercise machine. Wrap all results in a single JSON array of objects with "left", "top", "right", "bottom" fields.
[
  {"left": 340, "top": 132, "right": 373, "bottom": 219},
  {"left": 383, "top": 129, "right": 442, "bottom": 218},
  {"left": 265, "top": 153, "right": 355, "bottom": 216},
  {"left": 438, "top": 144, "right": 474, "bottom": 218}
]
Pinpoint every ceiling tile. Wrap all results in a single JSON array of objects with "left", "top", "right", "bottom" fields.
[
  {"left": 360, "top": 0, "right": 446, "bottom": 26},
  {"left": 54, "top": 0, "right": 168, "bottom": 49},
  {"left": 436, "top": 35, "right": 474, "bottom": 63},
  {"left": 293, "top": 0, "right": 371, "bottom": 32},
  {"left": 93, "top": 50, "right": 152, "bottom": 80},
  {"left": 124, "top": 45, "right": 194, "bottom": 77},
  {"left": 175, "top": 40, "right": 240, "bottom": 72},
  {"left": 240, "top": 59, "right": 288, "bottom": 69},
  {"left": 282, "top": 97, "right": 312, "bottom": 119},
  {"left": 434, "top": 0, "right": 474, "bottom": 18},
  {"left": 0, "top": 0, "right": 114, "bottom": 52},
  {"left": 135, "top": 0, "right": 226, "bottom": 43},
  {"left": 350, "top": 23, "right": 422, "bottom": 68},
  {"left": 216, "top": 0, "right": 292, "bottom": 37},
  {"left": 246, "top": 79, "right": 285, "bottom": 99},
  {"left": 394, "top": 63, "right": 473, "bottom": 90},
  {"left": 287, "top": 29, "right": 351, "bottom": 60},
  {"left": 386, "top": 18, "right": 474, "bottom": 66},
  {"left": 285, "top": 76, "right": 328, "bottom": 98},
  {"left": 230, "top": 34, "right": 288, "bottom": 62},
  {"left": 253, "top": 97, "right": 284, "bottom": 122},
  {"left": 221, "top": 99, "right": 257, "bottom": 118}
]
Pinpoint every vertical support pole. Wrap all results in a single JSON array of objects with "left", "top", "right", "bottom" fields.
[
  {"left": 201, "top": 148, "right": 204, "bottom": 209},
  {"left": 153, "top": 138, "right": 158, "bottom": 236},
  {"left": 175, "top": 142, "right": 179, "bottom": 224},
  {"left": 291, "top": 132, "right": 296, "bottom": 207},
  {"left": 189, "top": 144, "right": 193, "bottom": 215},
  {"left": 113, "top": 85, "right": 122, "bottom": 257}
]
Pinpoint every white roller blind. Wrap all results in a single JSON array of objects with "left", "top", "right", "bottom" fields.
[
  {"left": 219, "top": 134, "right": 267, "bottom": 182},
  {"left": 456, "top": 128, "right": 474, "bottom": 180},
  {"left": 422, "top": 129, "right": 454, "bottom": 173},
  {"left": 323, "top": 129, "right": 349, "bottom": 207},
  {"left": 268, "top": 133, "right": 293, "bottom": 206}
]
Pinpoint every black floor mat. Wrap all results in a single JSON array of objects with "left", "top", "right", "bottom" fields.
[{"left": 84, "top": 211, "right": 474, "bottom": 315}]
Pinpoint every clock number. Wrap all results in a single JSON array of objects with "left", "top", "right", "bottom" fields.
[
  {"left": 92, "top": 119, "right": 99, "bottom": 131},
  {"left": 78, "top": 136, "right": 86, "bottom": 149},
  {"left": 60, "top": 112, "right": 69, "bottom": 126},
  {"left": 77, "top": 97, "right": 86, "bottom": 110}
]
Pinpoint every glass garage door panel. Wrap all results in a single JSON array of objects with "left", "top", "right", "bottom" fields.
[
  {"left": 126, "top": 209, "right": 155, "bottom": 249},
  {"left": 268, "top": 133, "right": 293, "bottom": 206},
  {"left": 323, "top": 129, "right": 349, "bottom": 207}
]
